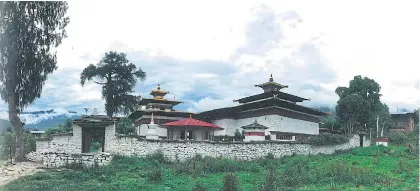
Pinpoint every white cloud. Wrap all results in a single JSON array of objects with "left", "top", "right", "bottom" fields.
[{"left": 1, "top": 0, "right": 419, "bottom": 117}]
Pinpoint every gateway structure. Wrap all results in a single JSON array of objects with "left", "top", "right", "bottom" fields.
[
  {"left": 196, "top": 75, "right": 328, "bottom": 141},
  {"left": 129, "top": 84, "right": 193, "bottom": 138}
]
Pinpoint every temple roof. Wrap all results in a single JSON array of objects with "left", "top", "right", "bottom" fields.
[
  {"left": 129, "top": 109, "right": 194, "bottom": 120},
  {"left": 234, "top": 91, "right": 309, "bottom": 104},
  {"left": 241, "top": 120, "right": 269, "bottom": 129},
  {"left": 73, "top": 115, "right": 116, "bottom": 128},
  {"left": 139, "top": 98, "right": 183, "bottom": 106},
  {"left": 163, "top": 116, "right": 222, "bottom": 129},
  {"left": 254, "top": 74, "right": 288, "bottom": 92},
  {"left": 196, "top": 97, "right": 328, "bottom": 120}
]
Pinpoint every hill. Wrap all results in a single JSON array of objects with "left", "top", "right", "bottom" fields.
[{"left": 0, "top": 109, "right": 81, "bottom": 130}]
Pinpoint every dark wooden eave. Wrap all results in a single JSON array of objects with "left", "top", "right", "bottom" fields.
[
  {"left": 234, "top": 91, "right": 309, "bottom": 104},
  {"left": 129, "top": 110, "right": 194, "bottom": 120},
  {"left": 139, "top": 98, "right": 183, "bottom": 106},
  {"left": 73, "top": 115, "right": 116, "bottom": 128},
  {"left": 255, "top": 81, "right": 288, "bottom": 89},
  {"left": 197, "top": 97, "right": 328, "bottom": 120}
]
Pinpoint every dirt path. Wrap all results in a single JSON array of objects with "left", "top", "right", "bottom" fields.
[{"left": 0, "top": 161, "right": 44, "bottom": 186}]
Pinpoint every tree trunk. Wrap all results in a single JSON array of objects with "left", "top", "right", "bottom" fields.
[{"left": 8, "top": 95, "right": 25, "bottom": 162}]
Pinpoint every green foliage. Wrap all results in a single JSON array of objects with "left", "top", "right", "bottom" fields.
[
  {"left": 2, "top": 145, "right": 418, "bottom": 191},
  {"left": 148, "top": 167, "right": 163, "bottom": 182},
  {"left": 233, "top": 129, "right": 244, "bottom": 141},
  {"left": 116, "top": 117, "right": 134, "bottom": 135},
  {"left": 0, "top": 1, "right": 70, "bottom": 161},
  {"left": 307, "top": 133, "right": 349, "bottom": 146},
  {"left": 222, "top": 172, "right": 238, "bottom": 191},
  {"left": 80, "top": 51, "right": 146, "bottom": 117},
  {"left": 335, "top": 75, "right": 391, "bottom": 134},
  {"left": 45, "top": 119, "right": 73, "bottom": 137},
  {"left": 388, "top": 131, "right": 409, "bottom": 145},
  {"left": 145, "top": 150, "right": 170, "bottom": 164},
  {"left": 259, "top": 169, "right": 278, "bottom": 191},
  {"left": 191, "top": 182, "right": 207, "bottom": 191},
  {"left": 0, "top": 131, "right": 36, "bottom": 159}
]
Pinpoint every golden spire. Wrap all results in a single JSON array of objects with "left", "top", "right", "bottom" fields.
[
  {"left": 269, "top": 74, "right": 273, "bottom": 82},
  {"left": 157, "top": 84, "right": 161, "bottom": 90}
]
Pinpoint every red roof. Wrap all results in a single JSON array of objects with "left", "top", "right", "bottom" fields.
[{"left": 163, "top": 117, "right": 221, "bottom": 129}]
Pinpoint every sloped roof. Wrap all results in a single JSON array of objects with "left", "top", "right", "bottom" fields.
[
  {"left": 240, "top": 119, "right": 269, "bottom": 129},
  {"left": 163, "top": 117, "right": 221, "bottom": 129}
]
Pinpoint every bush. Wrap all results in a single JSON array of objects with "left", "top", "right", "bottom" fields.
[
  {"left": 145, "top": 150, "right": 170, "bottom": 164},
  {"left": 223, "top": 172, "right": 238, "bottom": 191},
  {"left": 281, "top": 160, "right": 311, "bottom": 186},
  {"left": 148, "top": 167, "right": 163, "bottom": 182},
  {"left": 259, "top": 169, "right": 278, "bottom": 191},
  {"left": 0, "top": 132, "right": 36, "bottom": 159},
  {"left": 307, "top": 133, "right": 349, "bottom": 146},
  {"left": 116, "top": 117, "right": 134, "bottom": 135},
  {"left": 191, "top": 182, "right": 207, "bottom": 191},
  {"left": 388, "top": 131, "right": 409, "bottom": 145}
]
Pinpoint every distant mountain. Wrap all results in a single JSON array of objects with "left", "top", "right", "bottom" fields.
[
  {"left": 0, "top": 108, "right": 81, "bottom": 130},
  {"left": 0, "top": 119, "right": 12, "bottom": 132}
]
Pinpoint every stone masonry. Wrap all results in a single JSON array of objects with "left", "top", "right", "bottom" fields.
[{"left": 29, "top": 121, "right": 371, "bottom": 167}]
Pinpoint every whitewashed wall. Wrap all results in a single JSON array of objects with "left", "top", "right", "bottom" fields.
[
  {"left": 105, "top": 134, "right": 370, "bottom": 161},
  {"left": 212, "top": 115, "right": 319, "bottom": 136},
  {"left": 35, "top": 125, "right": 83, "bottom": 154},
  {"left": 138, "top": 124, "right": 167, "bottom": 137}
]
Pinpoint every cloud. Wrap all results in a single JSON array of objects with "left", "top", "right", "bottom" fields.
[{"left": 1, "top": 1, "right": 419, "bottom": 119}]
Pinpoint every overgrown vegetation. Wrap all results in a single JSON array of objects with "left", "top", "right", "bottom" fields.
[
  {"left": 116, "top": 117, "right": 134, "bottom": 135},
  {"left": 0, "top": 131, "right": 36, "bottom": 160},
  {"left": 307, "top": 133, "right": 349, "bottom": 146},
  {"left": 2, "top": 145, "right": 418, "bottom": 191},
  {"left": 45, "top": 119, "right": 73, "bottom": 137}
]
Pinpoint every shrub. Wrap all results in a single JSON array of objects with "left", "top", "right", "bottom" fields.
[
  {"left": 116, "top": 117, "right": 134, "bottom": 135},
  {"left": 388, "top": 131, "right": 409, "bottom": 145},
  {"left": 281, "top": 160, "right": 311, "bottom": 186},
  {"left": 148, "top": 167, "right": 163, "bottom": 182},
  {"left": 191, "top": 182, "right": 207, "bottom": 191},
  {"left": 223, "top": 172, "right": 238, "bottom": 191},
  {"left": 259, "top": 169, "right": 278, "bottom": 191},
  {"left": 145, "top": 150, "right": 170, "bottom": 164},
  {"left": 307, "top": 133, "right": 349, "bottom": 146}
]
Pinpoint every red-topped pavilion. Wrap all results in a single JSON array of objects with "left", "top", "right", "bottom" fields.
[{"left": 162, "top": 115, "right": 222, "bottom": 141}]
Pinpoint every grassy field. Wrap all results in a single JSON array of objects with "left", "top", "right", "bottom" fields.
[{"left": 1, "top": 144, "right": 418, "bottom": 191}]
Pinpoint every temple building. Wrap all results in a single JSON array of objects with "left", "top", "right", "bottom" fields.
[
  {"left": 128, "top": 84, "right": 193, "bottom": 138},
  {"left": 196, "top": 74, "right": 328, "bottom": 141}
]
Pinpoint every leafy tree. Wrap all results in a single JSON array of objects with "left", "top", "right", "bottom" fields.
[
  {"left": 80, "top": 51, "right": 145, "bottom": 117},
  {"left": 0, "top": 2, "right": 69, "bottom": 161},
  {"left": 45, "top": 118, "right": 73, "bottom": 137},
  {"left": 116, "top": 117, "right": 134, "bottom": 135},
  {"left": 335, "top": 75, "right": 391, "bottom": 135}
]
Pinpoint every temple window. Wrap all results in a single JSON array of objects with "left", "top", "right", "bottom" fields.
[{"left": 275, "top": 133, "right": 294, "bottom": 141}]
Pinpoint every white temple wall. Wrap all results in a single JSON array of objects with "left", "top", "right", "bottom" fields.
[
  {"left": 137, "top": 124, "right": 168, "bottom": 137},
  {"left": 211, "top": 115, "right": 319, "bottom": 136}
]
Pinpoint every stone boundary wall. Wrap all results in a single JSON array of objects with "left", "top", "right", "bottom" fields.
[
  {"left": 27, "top": 152, "right": 112, "bottom": 168},
  {"left": 106, "top": 134, "right": 370, "bottom": 161},
  {"left": 31, "top": 132, "right": 370, "bottom": 168}
]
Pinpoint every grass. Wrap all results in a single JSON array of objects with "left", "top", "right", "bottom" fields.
[{"left": 1, "top": 144, "right": 418, "bottom": 191}]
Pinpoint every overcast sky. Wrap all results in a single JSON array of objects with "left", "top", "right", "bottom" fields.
[{"left": 1, "top": 0, "right": 420, "bottom": 115}]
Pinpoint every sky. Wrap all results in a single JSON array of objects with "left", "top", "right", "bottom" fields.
[{"left": 1, "top": 0, "right": 420, "bottom": 117}]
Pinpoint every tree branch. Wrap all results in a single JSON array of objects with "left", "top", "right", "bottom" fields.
[{"left": 93, "top": 81, "right": 106, "bottom": 85}]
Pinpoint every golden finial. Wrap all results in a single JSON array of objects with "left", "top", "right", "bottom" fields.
[
  {"left": 157, "top": 84, "right": 161, "bottom": 90},
  {"left": 269, "top": 74, "right": 273, "bottom": 82}
]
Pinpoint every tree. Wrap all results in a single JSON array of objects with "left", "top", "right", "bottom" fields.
[
  {"left": 116, "top": 117, "right": 134, "bottom": 135},
  {"left": 0, "top": 2, "right": 69, "bottom": 161},
  {"left": 335, "top": 75, "right": 390, "bottom": 135},
  {"left": 80, "top": 51, "right": 145, "bottom": 117}
]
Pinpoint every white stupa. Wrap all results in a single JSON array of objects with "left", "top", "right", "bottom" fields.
[{"left": 145, "top": 113, "right": 159, "bottom": 140}]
